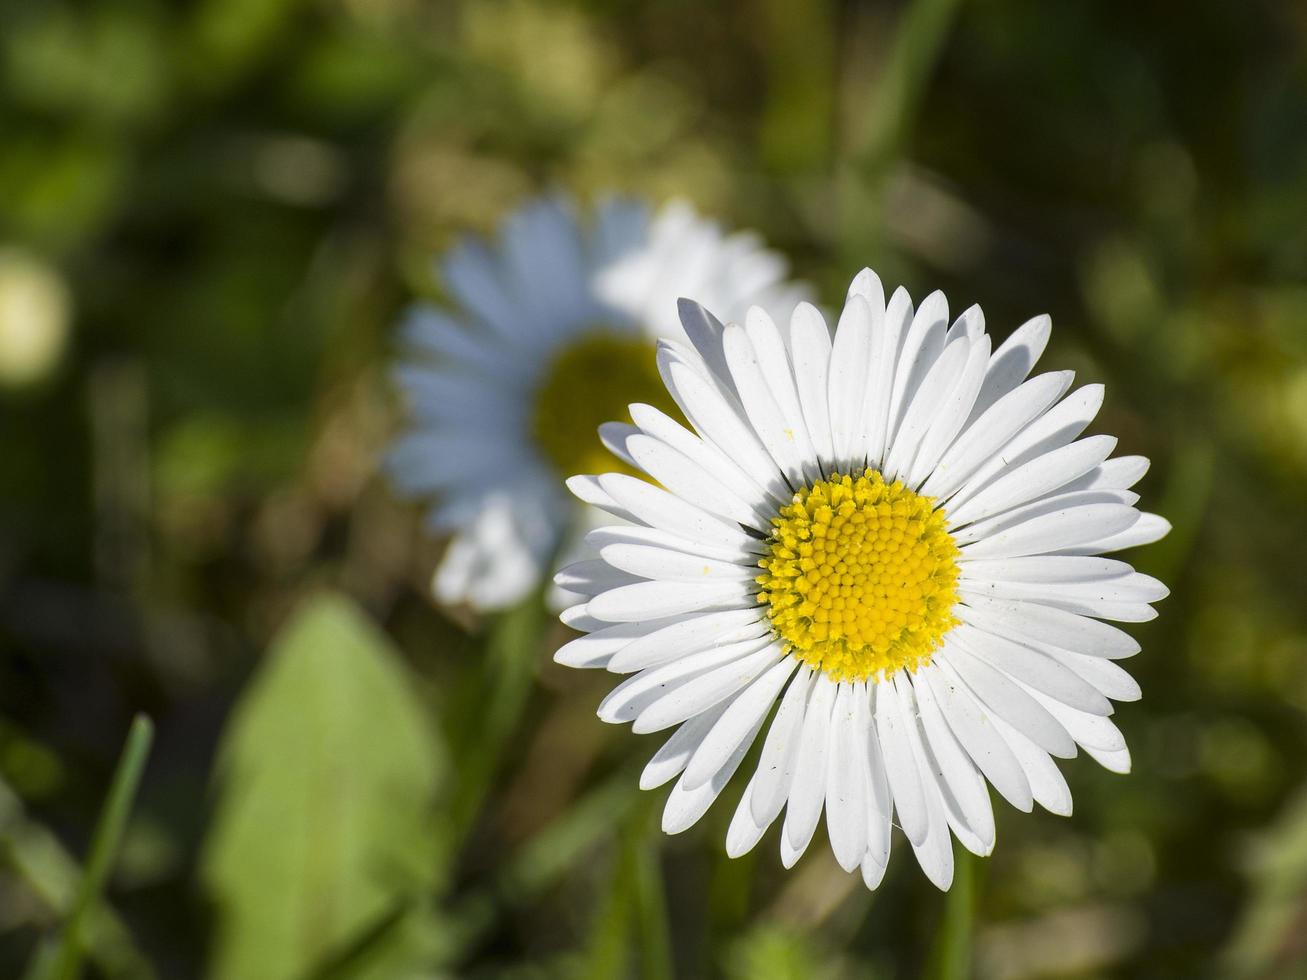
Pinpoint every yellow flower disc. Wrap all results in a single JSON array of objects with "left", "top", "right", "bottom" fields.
[
  {"left": 757, "top": 469, "right": 961, "bottom": 683},
  {"left": 531, "top": 330, "right": 676, "bottom": 478}
]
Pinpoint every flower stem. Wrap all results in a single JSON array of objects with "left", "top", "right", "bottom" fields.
[
  {"left": 928, "top": 846, "right": 975, "bottom": 980},
  {"left": 450, "top": 594, "right": 545, "bottom": 840}
]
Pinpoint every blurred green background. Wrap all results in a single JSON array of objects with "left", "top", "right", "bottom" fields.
[{"left": 2, "top": 0, "right": 1307, "bottom": 977}]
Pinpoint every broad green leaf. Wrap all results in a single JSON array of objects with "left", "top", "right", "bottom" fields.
[{"left": 201, "top": 592, "right": 446, "bottom": 980}]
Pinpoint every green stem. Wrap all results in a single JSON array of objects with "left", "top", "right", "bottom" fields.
[
  {"left": 45, "top": 714, "right": 154, "bottom": 980},
  {"left": 859, "top": 0, "right": 967, "bottom": 177},
  {"left": 632, "top": 810, "right": 673, "bottom": 980},
  {"left": 928, "top": 845, "right": 975, "bottom": 980},
  {"left": 450, "top": 594, "right": 545, "bottom": 841},
  {"left": 843, "top": 0, "right": 967, "bottom": 259}
]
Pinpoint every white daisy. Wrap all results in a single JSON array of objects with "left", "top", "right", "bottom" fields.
[
  {"left": 553, "top": 269, "right": 1170, "bottom": 890},
  {"left": 389, "top": 195, "right": 809, "bottom": 611}
]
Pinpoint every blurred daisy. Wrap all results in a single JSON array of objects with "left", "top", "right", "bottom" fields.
[
  {"left": 553, "top": 270, "right": 1170, "bottom": 890},
  {"left": 389, "top": 196, "right": 808, "bottom": 611}
]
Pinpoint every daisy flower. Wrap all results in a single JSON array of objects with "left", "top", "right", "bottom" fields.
[
  {"left": 553, "top": 269, "right": 1170, "bottom": 890},
  {"left": 389, "top": 196, "right": 808, "bottom": 611}
]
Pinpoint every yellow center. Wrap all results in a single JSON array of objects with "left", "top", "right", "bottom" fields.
[
  {"left": 531, "top": 329, "right": 677, "bottom": 477},
  {"left": 756, "top": 469, "right": 961, "bottom": 683}
]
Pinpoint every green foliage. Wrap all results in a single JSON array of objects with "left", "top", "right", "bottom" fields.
[
  {"left": 201, "top": 593, "right": 447, "bottom": 980},
  {"left": 722, "top": 924, "right": 845, "bottom": 980},
  {"left": 1, "top": 0, "right": 1307, "bottom": 976},
  {"left": 1223, "top": 786, "right": 1307, "bottom": 978}
]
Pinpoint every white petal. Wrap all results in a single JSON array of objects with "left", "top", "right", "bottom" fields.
[
  {"left": 960, "top": 555, "right": 1143, "bottom": 585},
  {"left": 629, "top": 403, "right": 770, "bottom": 522},
  {"left": 1061, "top": 455, "right": 1150, "bottom": 492},
  {"left": 968, "top": 313, "right": 1051, "bottom": 423},
  {"left": 596, "top": 637, "right": 771, "bottom": 723},
  {"left": 897, "top": 677, "right": 968, "bottom": 878},
  {"left": 959, "top": 503, "right": 1140, "bottom": 560},
  {"left": 634, "top": 643, "right": 784, "bottom": 734},
  {"left": 920, "top": 371, "right": 1073, "bottom": 500},
  {"left": 640, "top": 700, "right": 731, "bottom": 789},
  {"left": 864, "top": 287, "right": 913, "bottom": 467},
  {"left": 587, "top": 579, "right": 752, "bottom": 622},
  {"left": 906, "top": 335, "right": 992, "bottom": 488},
  {"left": 988, "top": 714, "right": 1073, "bottom": 816},
  {"left": 661, "top": 356, "right": 787, "bottom": 503},
  {"left": 607, "top": 608, "right": 768, "bottom": 673},
  {"left": 861, "top": 851, "right": 889, "bottom": 890},
  {"left": 951, "top": 489, "right": 1138, "bottom": 548},
  {"left": 958, "top": 596, "right": 1141, "bottom": 659},
  {"left": 675, "top": 299, "right": 735, "bottom": 393},
  {"left": 1024, "top": 689, "right": 1128, "bottom": 752},
  {"left": 946, "top": 303, "right": 985, "bottom": 343},
  {"left": 598, "top": 473, "right": 760, "bottom": 558},
  {"left": 745, "top": 307, "right": 821, "bottom": 483},
  {"left": 973, "top": 571, "right": 1168, "bottom": 605},
  {"left": 566, "top": 475, "right": 638, "bottom": 524},
  {"left": 827, "top": 294, "right": 875, "bottom": 469},
  {"left": 906, "top": 729, "right": 955, "bottom": 892},
  {"left": 1044, "top": 647, "right": 1142, "bottom": 702},
  {"left": 825, "top": 683, "right": 870, "bottom": 872},
  {"left": 723, "top": 324, "right": 811, "bottom": 487},
  {"left": 863, "top": 718, "right": 894, "bottom": 871},
  {"left": 661, "top": 714, "right": 761, "bottom": 835},
  {"left": 554, "top": 618, "right": 677, "bottom": 669},
  {"left": 624, "top": 433, "right": 766, "bottom": 529},
  {"left": 560, "top": 603, "right": 605, "bottom": 632},
  {"left": 789, "top": 303, "right": 836, "bottom": 468},
  {"left": 598, "top": 422, "right": 640, "bottom": 469},
  {"left": 398, "top": 305, "right": 514, "bottom": 379},
  {"left": 440, "top": 239, "right": 521, "bottom": 340},
  {"left": 959, "top": 581, "right": 1156, "bottom": 623},
  {"left": 1084, "top": 742, "right": 1132, "bottom": 774},
  {"left": 887, "top": 291, "right": 949, "bottom": 450},
  {"left": 847, "top": 266, "right": 886, "bottom": 308},
  {"left": 750, "top": 666, "right": 815, "bottom": 824},
  {"left": 783, "top": 674, "right": 839, "bottom": 856},
  {"left": 1056, "top": 512, "right": 1171, "bottom": 555},
  {"left": 553, "top": 559, "right": 641, "bottom": 597},
  {"left": 883, "top": 335, "right": 972, "bottom": 483},
  {"left": 501, "top": 199, "right": 591, "bottom": 332},
  {"left": 585, "top": 522, "right": 758, "bottom": 565},
  {"left": 947, "top": 435, "right": 1118, "bottom": 528},
  {"left": 599, "top": 543, "right": 756, "bottom": 584},
  {"left": 874, "top": 675, "right": 929, "bottom": 846},
  {"left": 946, "top": 383, "right": 1105, "bottom": 512},
  {"left": 910, "top": 672, "right": 995, "bottom": 853},
  {"left": 920, "top": 662, "right": 1033, "bottom": 812},
  {"left": 939, "top": 645, "right": 1076, "bottom": 758},
  {"left": 683, "top": 657, "right": 798, "bottom": 789},
  {"left": 726, "top": 777, "right": 771, "bottom": 857},
  {"left": 949, "top": 624, "right": 1111, "bottom": 715}
]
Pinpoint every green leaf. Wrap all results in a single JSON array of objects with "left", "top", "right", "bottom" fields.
[{"left": 201, "top": 592, "right": 447, "bottom": 980}]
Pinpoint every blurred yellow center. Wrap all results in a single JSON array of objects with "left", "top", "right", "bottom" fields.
[
  {"left": 757, "top": 470, "right": 961, "bottom": 683},
  {"left": 531, "top": 329, "right": 674, "bottom": 477}
]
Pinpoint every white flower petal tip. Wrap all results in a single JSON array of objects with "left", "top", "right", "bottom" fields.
[
  {"left": 553, "top": 265, "right": 1166, "bottom": 891},
  {"left": 860, "top": 855, "right": 889, "bottom": 891}
]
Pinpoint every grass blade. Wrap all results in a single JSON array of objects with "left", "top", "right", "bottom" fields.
[{"left": 40, "top": 714, "right": 154, "bottom": 980}]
